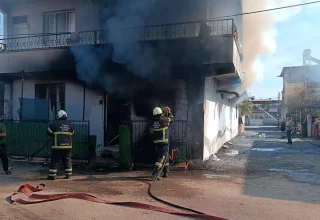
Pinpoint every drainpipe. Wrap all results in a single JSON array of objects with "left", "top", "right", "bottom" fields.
[
  {"left": 20, "top": 71, "right": 24, "bottom": 121},
  {"left": 82, "top": 82, "right": 86, "bottom": 121}
]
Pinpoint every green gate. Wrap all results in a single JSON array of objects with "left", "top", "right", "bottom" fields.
[
  {"left": 4, "top": 121, "right": 90, "bottom": 161},
  {"left": 119, "top": 123, "right": 132, "bottom": 169}
]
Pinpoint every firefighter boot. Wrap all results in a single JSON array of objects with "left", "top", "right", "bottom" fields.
[
  {"left": 151, "top": 170, "right": 162, "bottom": 181},
  {"left": 65, "top": 175, "right": 71, "bottom": 179},
  {"left": 47, "top": 176, "right": 56, "bottom": 180},
  {"left": 162, "top": 172, "right": 168, "bottom": 178}
]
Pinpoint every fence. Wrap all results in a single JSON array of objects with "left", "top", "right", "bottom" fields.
[
  {"left": 4, "top": 120, "right": 90, "bottom": 161},
  {"left": 0, "top": 33, "right": 71, "bottom": 51},
  {"left": 119, "top": 120, "right": 188, "bottom": 167},
  {"left": 0, "top": 18, "right": 241, "bottom": 58}
]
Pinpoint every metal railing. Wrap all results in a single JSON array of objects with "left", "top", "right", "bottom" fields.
[
  {"left": 78, "top": 30, "right": 108, "bottom": 45},
  {"left": 0, "top": 33, "right": 71, "bottom": 51},
  {"left": 0, "top": 18, "right": 242, "bottom": 56},
  {"left": 119, "top": 120, "right": 189, "bottom": 165},
  {"left": 77, "top": 18, "right": 243, "bottom": 57}
]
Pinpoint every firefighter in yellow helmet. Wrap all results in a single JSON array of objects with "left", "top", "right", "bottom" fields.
[
  {"left": 150, "top": 106, "right": 174, "bottom": 180},
  {"left": 47, "top": 110, "right": 74, "bottom": 180}
]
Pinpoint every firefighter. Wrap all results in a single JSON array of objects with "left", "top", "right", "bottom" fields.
[
  {"left": 150, "top": 106, "right": 174, "bottom": 180},
  {"left": 47, "top": 110, "right": 74, "bottom": 180}
]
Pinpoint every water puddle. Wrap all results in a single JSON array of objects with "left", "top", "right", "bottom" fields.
[
  {"left": 203, "top": 174, "right": 231, "bottom": 179},
  {"left": 267, "top": 169, "right": 320, "bottom": 184},
  {"left": 225, "top": 150, "right": 239, "bottom": 156},
  {"left": 251, "top": 148, "right": 320, "bottom": 154},
  {"left": 251, "top": 148, "right": 286, "bottom": 152}
]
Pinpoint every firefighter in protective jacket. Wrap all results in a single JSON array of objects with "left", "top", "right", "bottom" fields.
[
  {"left": 47, "top": 110, "right": 74, "bottom": 180},
  {"left": 150, "top": 106, "right": 174, "bottom": 180}
]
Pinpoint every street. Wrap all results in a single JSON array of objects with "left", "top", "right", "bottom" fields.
[{"left": 1, "top": 126, "right": 320, "bottom": 220}]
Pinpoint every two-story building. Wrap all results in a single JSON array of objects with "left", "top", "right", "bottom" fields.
[{"left": 0, "top": 0, "right": 246, "bottom": 161}]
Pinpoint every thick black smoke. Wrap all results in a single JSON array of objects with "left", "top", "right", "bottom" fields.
[{"left": 71, "top": 0, "right": 174, "bottom": 96}]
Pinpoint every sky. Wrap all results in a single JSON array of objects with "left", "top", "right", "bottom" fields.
[{"left": 248, "top": 0, "right": 320, "bottom": 99}]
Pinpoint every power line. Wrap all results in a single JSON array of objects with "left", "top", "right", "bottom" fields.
[{"left": 208, "top": 1, "right": 320, "bottom": 20}]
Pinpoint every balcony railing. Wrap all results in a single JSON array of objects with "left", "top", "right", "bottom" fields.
[
  {"left": 0, "top": 33, "right": 71, "bottom": 51},
  {"left": 0, "top": 18, "right": 242, "bottom": 57}
]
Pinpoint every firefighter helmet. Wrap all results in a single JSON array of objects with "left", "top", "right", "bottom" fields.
[
  {"left": 56, "top": 110, "right": 67, "bottom": 120},
  {"left": 153, "top": 107, "right": 163, "bottom": 116}
]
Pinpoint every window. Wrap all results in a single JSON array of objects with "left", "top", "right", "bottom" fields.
[
  {"left": 35, "top": 84, "right": 65, "bottom": 120},
  {"left": 44, "top": 10, "right": 75, "bottom": 33}
]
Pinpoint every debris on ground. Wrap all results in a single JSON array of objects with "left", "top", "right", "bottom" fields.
[
  {"left": 209, "top": 155, "right": 220, "bottom": 161},
  {"left": 225, "top": 150, "right": 239, "bottom": 156},
  {"left": 100, "top": 145, "right": 120, "bottom": 159}
]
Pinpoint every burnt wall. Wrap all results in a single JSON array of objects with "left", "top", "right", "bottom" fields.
[{"left": 185, "top": 73, "right": 205, "bottom": 159}]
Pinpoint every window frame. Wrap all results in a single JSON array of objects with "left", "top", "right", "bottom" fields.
[
  {"left": 43, "top": 10, "right": 75, "bottom": 34},
  {"left": 35, "top": 83, "right": 66, "bottom": 120}
]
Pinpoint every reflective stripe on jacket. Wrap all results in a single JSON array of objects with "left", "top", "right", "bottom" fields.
[
  {"left": 47, "top": 120, "right": 74, "bottom": 149},
  {"left": 150, "top": 113, "right": 174, "bottom": 144}
]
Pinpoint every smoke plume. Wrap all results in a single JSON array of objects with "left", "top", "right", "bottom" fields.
[
  {"left": 101, "top": 0, "right": 171, "bottom": 79},
  {"left": 242, "top": 0, "right": 303, "bottom": 89}
]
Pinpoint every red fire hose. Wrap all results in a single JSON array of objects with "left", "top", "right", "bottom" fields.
[{"left": 10, "top": 183, "right": 228, "bottom": 220}]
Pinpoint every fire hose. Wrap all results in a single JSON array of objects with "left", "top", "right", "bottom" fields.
[
  {"left": 9, "top": 147, "right": 228, "bottom": 219},
  {"left": 10, "top": 183, "right": 227, "bottom": 220},
  {"left": 148, "top": 145, "right": 207, "bottom": 215}
]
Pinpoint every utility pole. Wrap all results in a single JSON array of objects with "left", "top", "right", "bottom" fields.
[{"left": 277, "top": 92, "right": 280, "bottom": 127}]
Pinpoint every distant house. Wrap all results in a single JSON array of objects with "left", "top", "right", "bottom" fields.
[
  {"left": 0, "top": 0, "right": 247, "bottom": 161},
  {"left": 246, "top": 99, "right": 280, "bottom": 126},
  {"left": 279, "top": 65, "right": 320, "bottom": 119}
]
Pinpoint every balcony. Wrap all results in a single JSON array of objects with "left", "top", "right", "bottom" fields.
[{"left": 0, "top": 18, "right": 242, "bottom": 78}]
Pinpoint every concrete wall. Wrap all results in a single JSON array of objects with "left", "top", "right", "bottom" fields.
[
  {"left": 6, "top": 0, "right": 101, "bottom": 36},
  {"left": 203, "top": 76, "right": 238, "bottom": 160},
  {"left": 0, "top": 47, "right": 70, "bottom": 74},
  {"left": 6, "top": 79, "right": 104, "bottom": 153},
  {"left": 3, "top": 0, "right": 243, "bottom": 35}
]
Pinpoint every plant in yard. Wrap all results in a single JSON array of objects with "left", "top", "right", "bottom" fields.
[{"left": 239, "top": 102, "right": 253, "bottom": 116}]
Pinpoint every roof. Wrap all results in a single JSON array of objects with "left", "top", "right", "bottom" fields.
[
  {"left": 279, "top": 65, "right": 320, "bottom": 77},
  {"left": 250, "top": 99, "right": 280, "bottom": 104}
]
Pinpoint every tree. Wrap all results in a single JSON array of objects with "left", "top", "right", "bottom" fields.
[
  {"left": 239, "top": 102, "right": 252, "bottom": 116},
  {"left": 283, "top": 90, "right": 306, "bottom": 115}
]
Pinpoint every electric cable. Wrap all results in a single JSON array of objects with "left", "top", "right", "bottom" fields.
[{"left": 206, "top": 1, "right": 320, "bottom": 20}]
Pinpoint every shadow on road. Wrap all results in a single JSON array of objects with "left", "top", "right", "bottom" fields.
[{"left": 242, "top": 126, "right": 320, "bottom": 204}]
